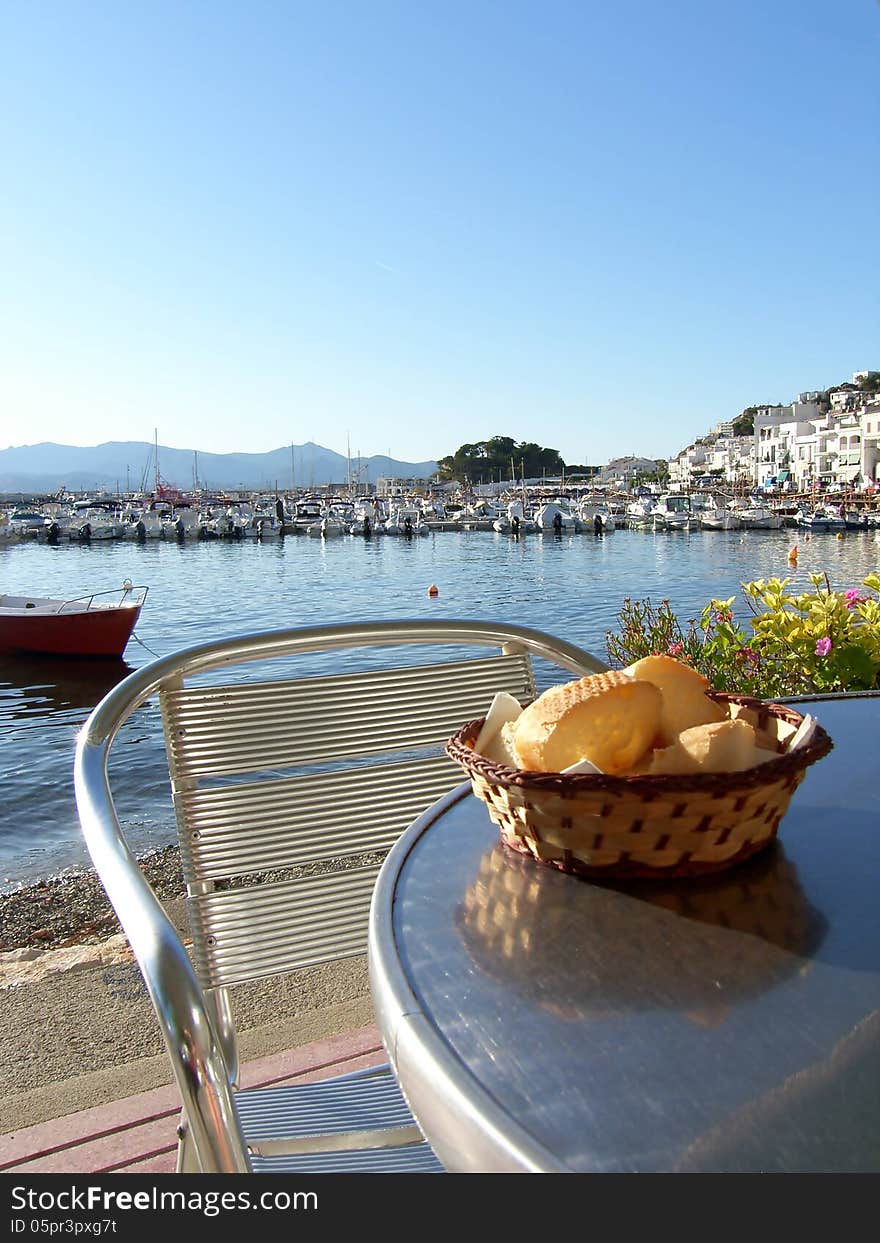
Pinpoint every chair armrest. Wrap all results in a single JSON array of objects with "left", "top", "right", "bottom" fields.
[{"left": 74, "top": 733, "right": 249, "bottom": 1173}]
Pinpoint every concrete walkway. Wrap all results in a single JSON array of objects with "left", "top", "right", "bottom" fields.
[
  {"left": 0, "top": 1027, "right": 386, "bottom": 1173},
  {"left": 1, "top": 934, "right": 380, "bottom": 1169}
]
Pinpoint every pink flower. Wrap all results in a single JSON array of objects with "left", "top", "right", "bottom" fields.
[
  {"left": 667, "top": 641, "right": 684, "bottom": 657},
  {"left": 737, "top": 647, "right": 759, "bottom": 665},
  {"left": 815, "top": 637, "right": 833, "bottom": 657},
  {"left": 845, "top": 589, "right": 861, "bottom": 609},
  {"left": 714, "top": 609, "right": 733, "bottom": 624}
]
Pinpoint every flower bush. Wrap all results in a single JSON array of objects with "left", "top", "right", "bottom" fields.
[{"left": 605, "top": 571, "right": 880, "bottom": 697}]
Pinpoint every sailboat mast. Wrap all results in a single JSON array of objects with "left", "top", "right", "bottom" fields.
[{"left": 154, "top": 429, "right": 160, "bottom": 496}]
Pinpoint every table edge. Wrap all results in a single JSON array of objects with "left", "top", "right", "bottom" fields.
[{"left": 368, "top": 782, "right": 570, "bottom": 1172}]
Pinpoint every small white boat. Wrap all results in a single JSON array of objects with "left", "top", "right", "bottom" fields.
[
  {"left": 492, "top": 500, "right": 538, "bottom": 534},
  {"left": 248, "top": 501, "right": 283, "bottom": 536},
  {"left": 162, "top": 506, "right": 201, "bottom": 540},
  {"left": 291, "top": 498, "right": 325, "bottom": 531},
  {"left": 306, "top": 509, "right": 347, "bottom": 538},
  {"left": 383, "top": 505, "right": 429, "bottom": 536},
  {"left": 123, "top": 508, "right": 166, "bottom": 539},
  {"left": 698, "top": 496, "right": 742, "bottom": 530},
  {"left": 7, "top": 510, "right": 49, "bottom": 539},
  {"left": 68, "top": 503, "right": 128, "bottom": 541},
  {"left": 346, "top": 499, "right": 383, "bottom": 536},
  {"left": 535, "top": 501, "right": 580, "bottom": 533},
  {"left": 729, "top": 498, "right": 784, "bottom": 530},
  {"left": 421, "top": 497, "right": 447, "bottom": 523},
  {"left": 795, "top": 504, "right": 846, "bottom": 532},
  {"left": 651, "top": 493, "right": 694, "bottom": 530},
  {"left": 202, "top": 506, "right": 254, "bottom": 539},
  {"left": 577, "top": 498, "right": 616, "bottom": 533},
  {"left": 624, "top": 498, "right": 655, "bottom": 528},
  {"left": 458, "top": 501, "right": 501, "bottom": 530}
]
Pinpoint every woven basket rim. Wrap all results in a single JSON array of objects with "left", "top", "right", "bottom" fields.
[{"left": 445, "top": 691, "right": 834, "bottom": 797}]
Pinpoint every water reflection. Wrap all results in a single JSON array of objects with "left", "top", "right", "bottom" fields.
[
  {"left": 0, "top": 655, "right": 140, "bottom": 888},
  {"left": 0, "top": 655, "right": 133, "bottom": 720}
]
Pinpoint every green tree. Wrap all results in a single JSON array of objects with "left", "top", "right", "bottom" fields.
[{"left": 437, "top": 436, "right": 566, "bottom": 483}]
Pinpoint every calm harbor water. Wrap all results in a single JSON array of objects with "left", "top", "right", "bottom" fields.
[{"left": 1, "top": 526, "right": 878, "bottom": 891}]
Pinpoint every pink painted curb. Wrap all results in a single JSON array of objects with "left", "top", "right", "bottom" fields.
[{"left": 1, "top": 1024, "right": 385, "bottom": 1173}]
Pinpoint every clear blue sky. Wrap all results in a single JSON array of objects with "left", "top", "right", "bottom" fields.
[{"left": 1, "top": 0, "right": 877, "bottom": 468}]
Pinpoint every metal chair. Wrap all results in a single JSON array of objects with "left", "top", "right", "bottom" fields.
[{"left": 74, "top": 618, "right": 607, "bottom": 1173}]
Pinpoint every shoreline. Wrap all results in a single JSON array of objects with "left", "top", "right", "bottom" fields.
[
  {"left": 0, "top": 845, "right": 183, "bottom": 953},
  {"left": 0, "top": 844, "right": 382, "bottom": 956}
]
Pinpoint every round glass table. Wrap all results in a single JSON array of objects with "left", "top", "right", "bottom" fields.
[{"left": 368, "top": 694, "right": 880, "bottom": 1172}]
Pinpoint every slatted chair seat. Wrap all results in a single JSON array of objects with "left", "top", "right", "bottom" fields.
[
  {"left": 249, "top": 1142, "right": 446, "bottom": 1173},
  {"left": 235, "top": 1066, "right": 421, "bottom": 1152},
  {"left": 75, "top": 619, "right": 606, "bottom": 1173}
]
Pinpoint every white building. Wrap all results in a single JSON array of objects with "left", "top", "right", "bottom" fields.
[
  {"left": 755, "top": 397, "right": 880, "bottom": 490},
  {"left": 829, "top": 385, "right": 861, "bottom": 412},
  {"left": 595, "top": 456, "right": 661, "bottom": 487},
  {"left": 668, "top": 443, "right": 707, "bottom": 486},
  {"left": 861, "top": 400, "right": 880, "bottom": 486},
  {"left": 706, "top": 435, "right": 754, "bottom": 485},
  {"left": 753, "top": 401, "right": 824, "bottom": 488},
  {"left": 667, "top": 376, "right": 879, "bottom": 492}
]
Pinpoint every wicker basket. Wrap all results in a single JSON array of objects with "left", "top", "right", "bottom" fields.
[{"left": 445, "top": 693, "right": 833, "bottom": 879}]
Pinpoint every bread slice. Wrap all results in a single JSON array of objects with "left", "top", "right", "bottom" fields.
[
  {"left": 474, "top": 692, "right": 523, "bottom": 757},
  {"left": 649, "top": 718, "right": 760, "bottom": 775},
  {"left": 512, "top": 670, "right": 662, "bottom": 775},
  {"left": 481, "top": 720, "right": 523, "bottom": 768},
  {"left": 625, "top": 654, "right": 727, "bottom": 745}
]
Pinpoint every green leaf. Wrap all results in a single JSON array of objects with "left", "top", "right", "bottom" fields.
[{"left": 830, "top": 645, "right": 877, "bottom": 690}]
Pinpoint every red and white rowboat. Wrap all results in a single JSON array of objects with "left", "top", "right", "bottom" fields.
[{"left": 0, "top": 584, "right": 148, "bottom": 658}]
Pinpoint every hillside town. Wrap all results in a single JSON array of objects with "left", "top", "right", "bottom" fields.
[{"left": 664, "top": 370, "right": 879, "bottom": 495}]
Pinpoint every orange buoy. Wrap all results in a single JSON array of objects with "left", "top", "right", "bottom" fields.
[
  {"left": 427, "top": 584, "right": 439, "bottom": 597},
  {"left": 788, "top": 546, "right": 798, "bottom": 562}
]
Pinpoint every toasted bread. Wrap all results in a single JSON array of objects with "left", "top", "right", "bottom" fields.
[
  {"left": 649, "top": 717, "right": 761, "bottom": 775},
  {"left": 512, "top": 669, "right": 662, "bottom": 775},
  {"left": 625, "top": 654, "right": 727, "bottom": 745}
]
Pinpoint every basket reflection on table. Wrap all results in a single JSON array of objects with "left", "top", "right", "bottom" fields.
[{"left": 456, "top": 839, "right": 828, "bottom": 1018}]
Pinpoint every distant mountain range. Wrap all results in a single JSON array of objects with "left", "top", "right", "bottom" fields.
[{"left": 0, "top": 441, "right": 440, "bottom": 495}]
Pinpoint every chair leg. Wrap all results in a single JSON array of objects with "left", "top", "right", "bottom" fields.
[{"left": 175, "top": 1114, "right": 202, "bottom": 1173}]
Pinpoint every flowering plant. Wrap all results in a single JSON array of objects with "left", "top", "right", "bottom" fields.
[{"left": 605, "top": 572, "right": 880, "bottom": 697}]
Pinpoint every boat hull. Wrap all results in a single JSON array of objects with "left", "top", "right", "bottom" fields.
[
  {"left": 700, "top": 514, "right": 741, "bottom": 530},
  {"left": 0, "top": 605, "right": 142, "bottom": 658}
]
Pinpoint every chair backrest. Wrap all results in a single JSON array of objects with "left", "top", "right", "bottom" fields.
[
  {"left": 164, "top": 646, "right": 541, "bottom": 990},
  {"left": 75, "top": 618, "right": 606, "bottom": 1168}
]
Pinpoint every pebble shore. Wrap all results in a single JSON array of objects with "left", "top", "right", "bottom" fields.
[{"left": 0, "top": 846, "right": 183, "bottom": 952}]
